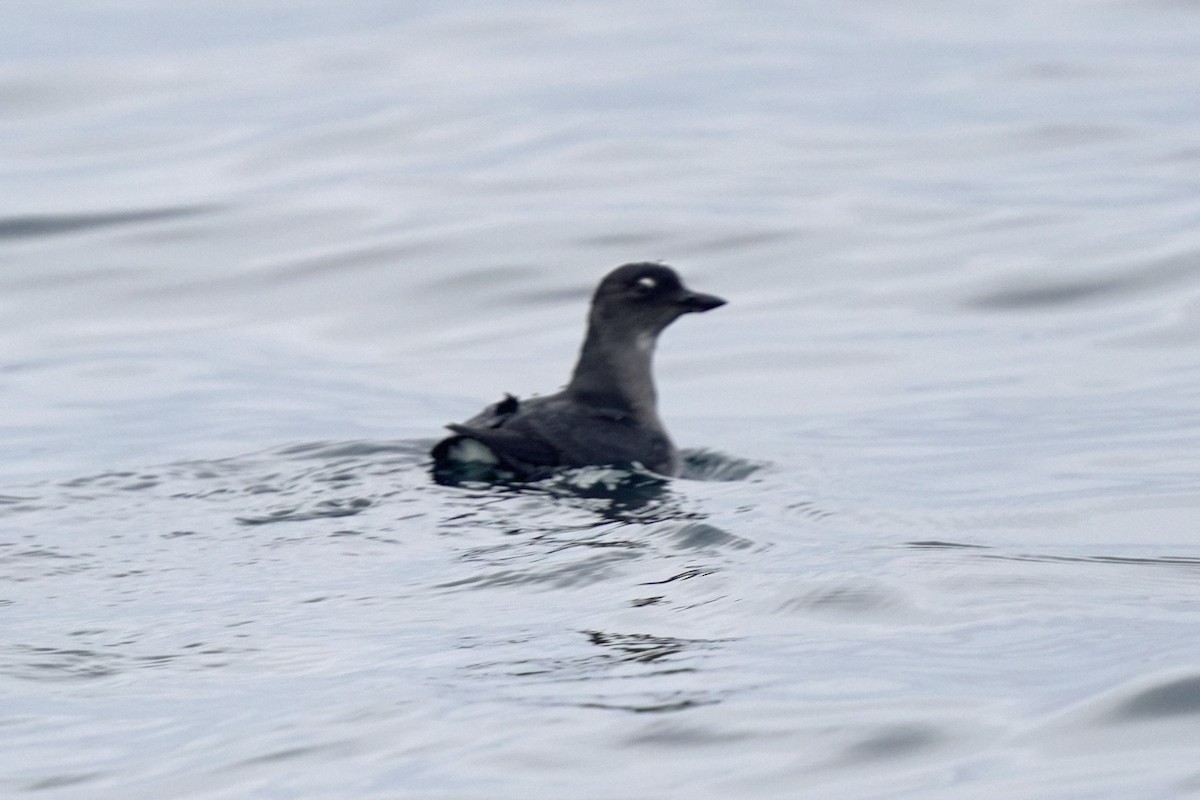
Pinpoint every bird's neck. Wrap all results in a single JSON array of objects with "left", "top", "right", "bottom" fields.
[{"left": 566, "top": 317, "right": 660, "bottom": 423}]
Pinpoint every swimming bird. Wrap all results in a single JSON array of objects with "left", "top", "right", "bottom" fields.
[{"left": 431, "top": 262, "right": 726, "bottom": 479}]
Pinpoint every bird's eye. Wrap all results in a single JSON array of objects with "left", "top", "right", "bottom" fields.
[{"left": 634, "top": 276, "right": 657, "bottom": 295}]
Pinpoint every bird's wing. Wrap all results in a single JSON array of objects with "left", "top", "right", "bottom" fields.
[
  {"left": 435, "top": 393, "right": 671, "bottom": 474},
  {"left": 460, "top": 393, "right": 520, "bottom": 429},
  {"left": 497, "top": 399, "right": 669, "bottom": 470},
  {"left": 442, "top": 422, "right": 561, "bottom": 470}
]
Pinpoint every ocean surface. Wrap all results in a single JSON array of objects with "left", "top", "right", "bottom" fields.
[{"left": 4, "top": 1, "right": 1200, "bottom": 797}]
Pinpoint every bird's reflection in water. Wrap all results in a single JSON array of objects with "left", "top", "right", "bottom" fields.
[
  {"left": 431, "top": 447, "right": 764, "bottom": 528},
  {"left": 433, "top": 461, "right": 692, "bottom": 525}
]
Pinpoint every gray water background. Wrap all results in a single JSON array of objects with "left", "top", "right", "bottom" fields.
[{"left": 4, "top": 1, "right": 1200, "bottom": 797}]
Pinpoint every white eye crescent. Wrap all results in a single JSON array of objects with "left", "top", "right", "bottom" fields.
[{"left": 636, "top": 276, "right": 657, "bottom": 292}]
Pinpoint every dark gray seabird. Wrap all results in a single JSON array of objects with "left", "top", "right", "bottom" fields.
[{"left": 431, "top": 262, "right": 726, "bottom": 478}]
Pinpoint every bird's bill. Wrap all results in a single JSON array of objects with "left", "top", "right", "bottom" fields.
[{"left": 677, "top": 290, "right": 727, "bottom": 312}]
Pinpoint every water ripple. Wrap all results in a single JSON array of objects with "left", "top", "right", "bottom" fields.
[{"left": 0, "top": 206, "right": 217, "bottom": 242}]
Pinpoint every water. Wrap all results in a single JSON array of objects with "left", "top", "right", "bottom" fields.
[{"left": 4, "top": 1, "right": 1200, "bottom": 796}]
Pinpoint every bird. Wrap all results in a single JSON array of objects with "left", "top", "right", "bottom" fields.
[{"left": 431, "top": 262, "right": 726, "bottom": 479}]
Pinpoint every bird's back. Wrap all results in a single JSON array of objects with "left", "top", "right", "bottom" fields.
[{"left": 436, "top": 392, "right": 678, "bottom": 477}]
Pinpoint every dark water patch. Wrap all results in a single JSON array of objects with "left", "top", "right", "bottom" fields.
[
  {"left": 839, "top": 724, "right": 944, "bottom": 763},
  {"left": 969, "top": 249, "right": 1200, "bottom": 311},
  {"left": 229, "top": 741, "right": 352, "bottom": 769},
  {"left": 273, "top": 440, "right": 429, "bottom": 461},
  {"left": 983, "top": 552, "right": 1200, "bottom": 570},
  {"left": 782, "top": 500, "right": 836, "bottom": 522},
  {"left": 0, "top": 632, "right": 241, "bottom": 683},
  {"left": 485, "top": 628, "right": 730, "bottom": 712},
  {"left": 436, "top": 549, "right": 642, "bottom": 591},
  {"left": 779, "top": 578, "right": 909, "bottom": 618},
  {"left": 2, "top": 645, "right": 122, "bottom": 682},
  {"left": 0, "top": 205, "right": 217, "bottom": 242},
  {"left": 625, "top": 721, "right": 750, "bottom": 746},
  {"left": 690, "top": 229, "right": 797, "bottom": 253},
  {"left": 315, "top": 471, "right": 359, "bottom": 484},
  {"left": 972, "top": 276, "right": 1128, "bottom": 310},
  {"left": 24, "top": 772, "right": 106, "bottom": 791},
  {"left": 543, "top": 532, "right": 648, "bottom": 553},
  {"left": 906, "top": 540, "right": 992, "bottom": 550},
  {"left": 905, "top": 540, "right": 1200, "bottom": 571},
  {"left": 584, "top": 630, "right": 726, "bottom": 665},
  {"left": 579, "top": 696, "right": 720, "bottom": 714},
  {"left": 237, "top": 497, "right": 373, "bottom": 526},
  {"left": 119, "top": 479, "right": 159, "bottom": 491},
  {"left": 653, "top": 521, "right": 753, "bottom": 552},
  {"left": 0, "top": 547, "right": 93, "bottom": 582},
  {"left": 60, "top": 470, "right": 140, "bottom": 488},
  {"left": 1105, "top": 674, "right": 1200, "bottom": 722},
  {"left": 575, "top": 230, "right": 667, "bottom": 248},
  {"left": 10, "top": 547, "right": 78, "bottom": 560},
  {"left": 505, "top": 630, "right": 735, "bottom": 713},
  {"left": 679, "top": 449, "right": 765, "bottom": 482},
  {"left": 641, "top": 568, "right": 715, "bottom": 586},
  {"left": 1052, "top": 671, "right": 1200, "bottom": 734}
]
